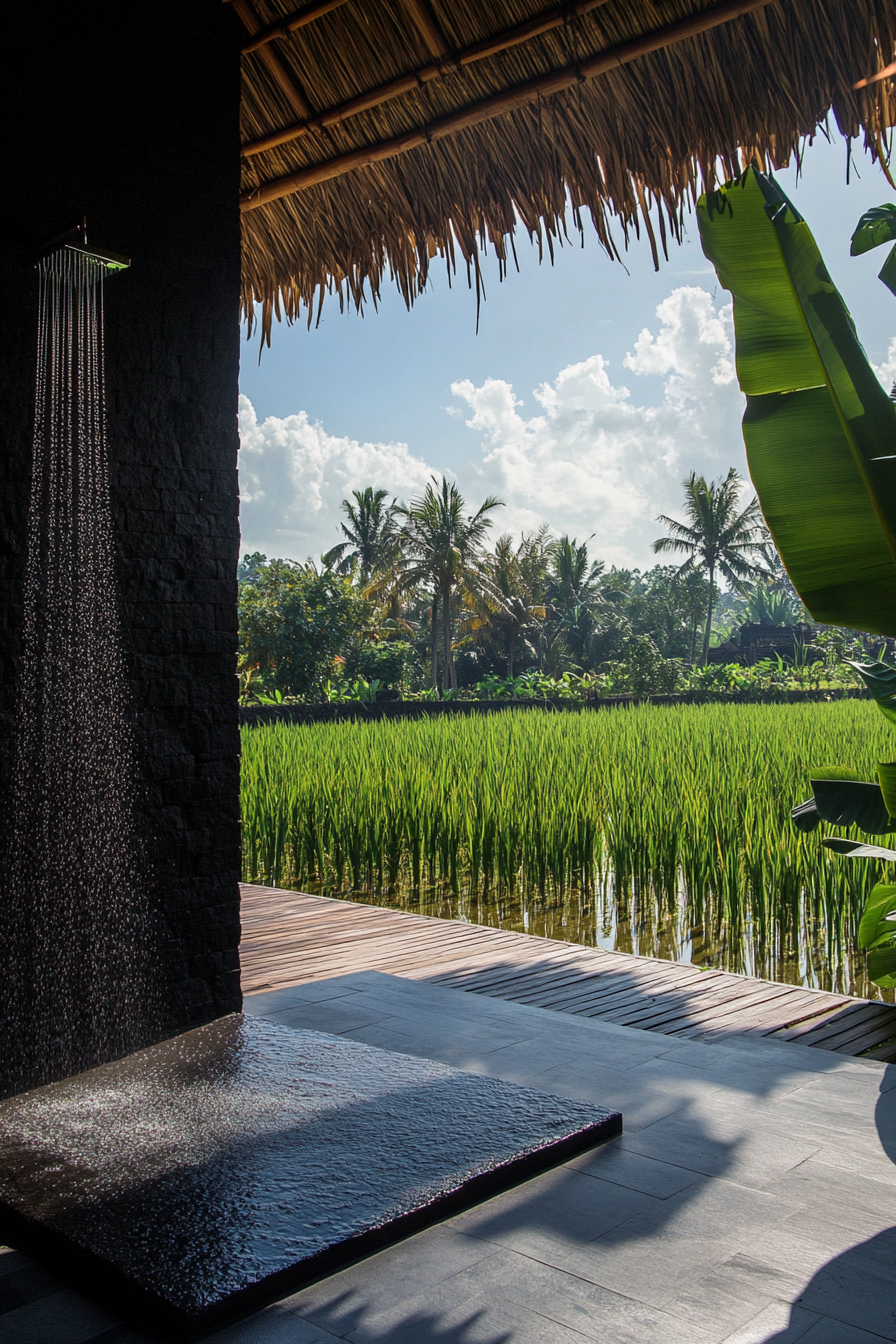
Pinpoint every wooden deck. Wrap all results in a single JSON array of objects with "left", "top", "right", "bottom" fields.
[{"left": 239, "top": 884, "right": 896, "bottom": 1062}]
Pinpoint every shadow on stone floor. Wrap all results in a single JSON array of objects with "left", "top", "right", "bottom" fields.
[{"left": 759, "top": 1078, "right": 896, "bottom": 1343}]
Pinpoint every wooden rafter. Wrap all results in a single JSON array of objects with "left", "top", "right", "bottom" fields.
[
  {"left": 398, "top": 0, "right": 450, "bottom": 62},
  {"left": 230, "top": 0, "right": 314, "bottom": 119},
  {"left": 241, "top": 0, "right": 778, "bottom": 210},
  {"left": 242, "top": 0, "right": 351, "bottom": 54},
  {"left": 242, "top": 0, "right": 610, "bottom": 158}
]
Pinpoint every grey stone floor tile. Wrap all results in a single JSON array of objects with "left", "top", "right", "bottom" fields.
[
  {"left": 421, "top": 1246, "right": 719, "bottom": 1344},
  {"left": 342, "top": 1291, "right": 596, "bottom": 1344},
  {"left": 745, "top": 1091, "right": 887, "bottom": 1142},
  {"left": 552, "top": 1230, "right": 736, "bottom": 1309},
  {"left": 792, "top": 1232, "right": 896, "bottom": 1340},
  {"left": 713, "top": 1248, "right": 820, "bottom": 1304},
  {"left": 618, "top": 1174, "right": 800, "bottom": 1242},
  {"left": 815, "top": 1127, "right": 895, "bottom": 1171},
  {"left": 279, "top": 1227, "right": 499, "bottom": 1323},
  {"left": 719, "top": 1301, "right": 820, "bottom": 1343},
  {"left": 442, "top": 1164, "right": 662, "bottom": 1255},
  {"left": 652, "top": 1041, "right": 747, "bottom": 1069},
  {"left": 259, "top": 1003, "right": 395, "bottom": 1034},
  {"left": 205, "top": 1306, "right": 344, "bottom": 1343},
  {"left": 338, "top": 1022, "right": 422, "bottom": 1051},
  {"left": 563, "top": 1143, "right": 701, "bottom": 1198},
  {"left": 320, "top": 995, "right": 534, "bottom": 1043},
  {"left": 0, "top": 1289, "right": 117, "bottom": 1344},
  {"left": 244, "top": 984, "right": 360, "bottom": 1014},
  {"left": 528, "top": 1062, "right": 696, "bottom": 1131},
  {"left": 777, "top": 1201, "right": 893, "bottom": 1252},
  {"left": 765, "top": 1159, "right": 896, "bottom": 1225},
  {"left": 661, "top": 1263, "right": 779, "bottom": 1341},
  {"left": 716, "top": 1034, "right": 884, "bottom": 1077},
  {"left": 633, "top": 1056, "right": 829, "bottom": 1106},
  {"left": 619, "top": 1109, "right": 820, "bottom": 1187},
  {"left": 798, "top": 1317, "right": 896, "bottom": 1344}
]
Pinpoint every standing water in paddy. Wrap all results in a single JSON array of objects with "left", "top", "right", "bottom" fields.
[
  {"left": 0, "top": 246, "right": 160, "bottom": 1095},
  {"left": 241, "top": 702, "right": 894, "bottom": 1003}
]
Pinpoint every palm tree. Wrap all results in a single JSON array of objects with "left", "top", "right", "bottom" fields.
[
  {"left": 543, "top": 536, "right": 608, "bottom": 670},
  {"left": 393, "top": 478, "right": 503, "bottom": 690},
  {"left": 652, "top": 468, "right": 766, "bottom": 664},
  {"left": 462, "top": 530, "right": 549, "bottom": 678},
  {"left": 323, "top": 487, "right": 397, "bottom": 584}
]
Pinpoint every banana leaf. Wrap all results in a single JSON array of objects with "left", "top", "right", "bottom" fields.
[
  {"left": 846, "top": 658, "right": 896, "bottom": 726},
  {"left": 791, "top": 797, "right": 820, "bottom": 832},
  {"left": 697, "top": 169, "right": 896, "bottom": 636},
  {"left": 822, "top": 838, "right": 896, "bottom": 861},
  {"left": 867, "top": 946, "right": 896, "bottom": 988},
  {"left": 851, "top": 204, "right": 896, "bottom": 299},
  {"left": 861, "top": 880, "right": 896, "bottom": 988},
  {"left": 858, "top": 883, "right": 896, "bottom": 950},
  {"left": 810, "top": 779, "right": 894, "bottom": 833}
]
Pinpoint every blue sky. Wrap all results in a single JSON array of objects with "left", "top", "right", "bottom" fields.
[{"left": 238, "top": 133, "right": 895, "bottom": 568}]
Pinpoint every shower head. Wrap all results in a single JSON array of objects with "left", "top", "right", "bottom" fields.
[{"left": 27, "top": 217, "right": 130, "bottom": 272}]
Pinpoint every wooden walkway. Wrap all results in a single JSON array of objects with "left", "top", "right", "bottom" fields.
[{"left": 239, "top": 884, "right": 896, "bottom": 1061}]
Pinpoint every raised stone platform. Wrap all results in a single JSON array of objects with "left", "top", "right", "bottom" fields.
[{"left": 0, "top": 1014, "right": 619, "bottom": 1335}]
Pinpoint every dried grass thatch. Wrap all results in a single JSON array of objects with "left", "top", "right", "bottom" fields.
[{"left": 235, "top": 0, "right": 896, "bottom": 340}]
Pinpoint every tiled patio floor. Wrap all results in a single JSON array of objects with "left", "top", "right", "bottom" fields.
[{"left": 2, "top": 969, "right": 894, "bottom": 1343}]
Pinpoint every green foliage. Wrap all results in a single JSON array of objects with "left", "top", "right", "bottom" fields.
[
  {"left": 599, "top": 635, "right": 683, "bottom": 695},
  {"left": 652, "top": 468, "right": 766, "bottom": 664},
  {"left": 697, "top": 167, "right": 896, "bottom": 637},
  {"left": 241, "top": 701, "right": 894, "bottom": 996},
  {"left": 391, "top": 476, "right": 503, "bottom": 691},
  {"left": 850, "top": 203, "right": 896, "bottom": 298},
  {"left": 858, "top": 884, "right": 896, "bottom": 988},
  {"left": 807, "top": 779, "right": 894, "bottom": 834},
  {"left": 239, "top": 554, "right": 365, "bottom": 700},
  {"left": 349, "top": 639, "right": 416, "bottom": 689},
  {"left": 322, "top": 487, "right": 397, "bottom": 582},
  {"left": 323, "top": 677, "right": 381, "bottom": 704}
]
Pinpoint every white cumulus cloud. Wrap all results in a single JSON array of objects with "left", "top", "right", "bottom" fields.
[
  {"left": 452, "top": 286, "right": 746, "bottom": 565},
  {"left": 873, "top": 335, "right": 896, "bottom": 394},
  {"left": 238, "top": 286, "right": 758, "bottom": 567},
  {"left": 238, "top": 399, "right": 434, "bottom": 560}
]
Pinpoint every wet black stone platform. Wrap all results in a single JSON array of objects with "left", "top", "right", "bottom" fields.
[{"left": 0, "top": 1014, "right": 620, "bottom": 1335}]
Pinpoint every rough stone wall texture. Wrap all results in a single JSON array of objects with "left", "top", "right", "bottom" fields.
[{"left": 0, "top": 0, "right": 244, "bottom": 1037}]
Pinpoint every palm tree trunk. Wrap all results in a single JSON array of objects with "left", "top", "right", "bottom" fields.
[
  {"left": 702, "top": 564, "right": 715, "bottom": 665},
  {"left": 442, "top": 581, "right": 455, "bottom": 689},
  {"left": 507, "top": 634, "right": 514, "bottom": 680},
  {"left": 430, "top": 595, "right": 439, "bottom": 689}
]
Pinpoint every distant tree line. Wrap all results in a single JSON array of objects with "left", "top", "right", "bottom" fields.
[{"left": 237, "top": 469, "right": 852, "bottom": 704}]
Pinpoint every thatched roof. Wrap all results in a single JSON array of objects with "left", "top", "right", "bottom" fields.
[{"left": 234, "top": 0, "right": 896, "bottom": 340}]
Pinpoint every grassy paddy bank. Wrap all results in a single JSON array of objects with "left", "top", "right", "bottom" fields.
[{"left": 241, "top": 701, "right": 894, "bottom": 1000}]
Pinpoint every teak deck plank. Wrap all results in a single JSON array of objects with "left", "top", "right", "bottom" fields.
[{"left": 238, "top": 885, "right": 896, "bottom": 1062}]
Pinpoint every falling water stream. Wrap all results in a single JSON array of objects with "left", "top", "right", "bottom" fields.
[{"left": 0, "top": 246, "right": 160, "bottom": 1095}]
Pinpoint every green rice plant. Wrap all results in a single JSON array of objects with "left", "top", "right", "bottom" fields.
[{"left": 241, "top": 701, "right": 895, "bottom": 1000}]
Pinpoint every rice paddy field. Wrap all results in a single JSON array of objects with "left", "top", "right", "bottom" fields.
[{"left": 241, "top": 701, "right": 895, "bottom": 1002}]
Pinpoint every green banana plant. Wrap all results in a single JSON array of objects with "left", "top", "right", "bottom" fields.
[
  {"left": 791, "top": 658, "right": 896, "bottom": 987},
  {"left": 697, "top": 167, "right": 896, "bottom": 637},
  {"left": 697, "top": 166, "right": 896, "bottom": 989},
  {"left": 851, "top": 203, "right": 896, "bottom": 298}
]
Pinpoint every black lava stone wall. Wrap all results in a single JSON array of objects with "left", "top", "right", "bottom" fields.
[{"left": 0, "top": 1, "right": 244, "bottom": 1035}]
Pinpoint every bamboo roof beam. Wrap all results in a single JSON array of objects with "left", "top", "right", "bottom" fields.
[
  {"left": 398, "top": 0, "right": 450, "bottom": 62},
  {"left": 241, "top": 0, "right": 778, "bottom": 209},
  {"left": 229, "top": 0, "right": 314, "bottom": 119},
  {"left": 242, "top": 0, "right": 351, "bottom": 54},
  {"left": 854, "top": 59, "right": 896, "bottom": 89},
  {"left": 241, "top": 0, "right": 611, "bottom": 158}
]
